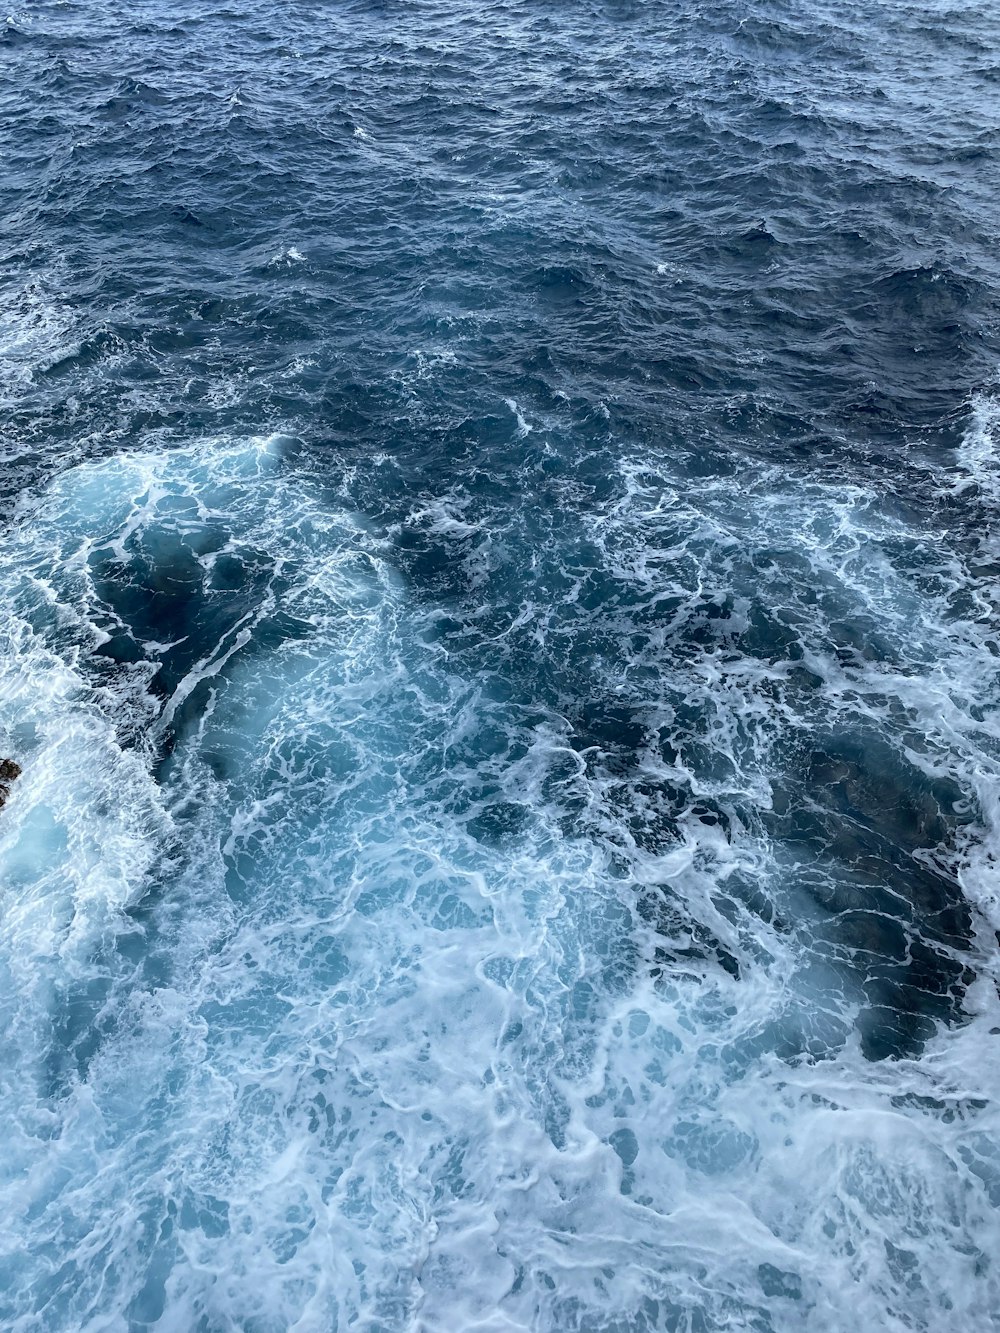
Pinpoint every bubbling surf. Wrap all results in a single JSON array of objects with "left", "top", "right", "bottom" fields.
[{"left": 0, "top": 420, "right": 998, "bottom": 1331}]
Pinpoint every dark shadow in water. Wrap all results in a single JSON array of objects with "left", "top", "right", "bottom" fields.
[{"left": 768, "top": 732, "right": 976, "bottom": 1060}]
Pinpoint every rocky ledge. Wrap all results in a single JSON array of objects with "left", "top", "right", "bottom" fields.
[{"left": 0, "top": 759, "right": 22, "bottom": 810}]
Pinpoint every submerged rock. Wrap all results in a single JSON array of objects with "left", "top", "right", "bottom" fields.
[{"left": 0, "top": 758, "right": 21, "bottom": 809}]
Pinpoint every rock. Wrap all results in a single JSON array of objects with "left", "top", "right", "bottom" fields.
[{"left": 0, "top": 758, "right": 22, "bottom": 810}]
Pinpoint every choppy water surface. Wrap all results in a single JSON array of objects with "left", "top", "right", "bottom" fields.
[{"left": 2, "top": 2, "right": 1000, "bottom": 1329}]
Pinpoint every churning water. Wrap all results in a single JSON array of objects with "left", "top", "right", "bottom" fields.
[{"left": 2, "top": 2, "right": 1000, "bottom": 1329}]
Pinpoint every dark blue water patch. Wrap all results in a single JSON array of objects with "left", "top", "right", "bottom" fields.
[{"left": 3, "top": 1, "right": 1000, "bottom": 505}]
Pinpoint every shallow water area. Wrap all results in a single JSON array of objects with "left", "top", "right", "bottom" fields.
[{"left": 2, "top": 2, "right": 1000, "bottom": 1330}]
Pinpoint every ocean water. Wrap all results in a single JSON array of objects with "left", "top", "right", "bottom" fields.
[{"left": 2, "top": 1, "right": 1000, "bottom": 1329}]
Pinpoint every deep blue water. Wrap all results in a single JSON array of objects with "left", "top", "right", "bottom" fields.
[{"left": 2, "top": 2, "right": 1000, "bottom": 1329}]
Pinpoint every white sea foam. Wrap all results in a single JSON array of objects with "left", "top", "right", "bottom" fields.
[
  {"left": 265, "top": 244, "right": 307, "bottom": 269},
  {"left": 1, "top": 424, "right": 999, "bottom": 1330},
  {"left": 505, "top": 397, "right": 534, "bottom": 437},
  {"left": 954, "top": 389, "right": 1000, "bottom": 502},
  {"left": 0, "top": 281, "right": 79, "bottom": 402}
]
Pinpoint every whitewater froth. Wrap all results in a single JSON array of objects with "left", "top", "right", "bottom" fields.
[{"left": 0, "top": 417, "right": 998, "bottom": 1330}]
